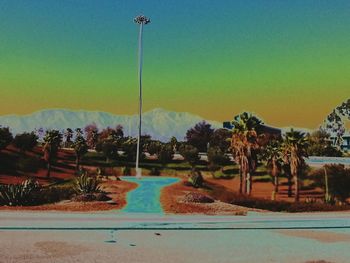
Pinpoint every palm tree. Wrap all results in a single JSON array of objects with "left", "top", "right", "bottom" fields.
[
  {"left": 231, "top": 112, "right": 262, "bottom": 195},
  {"left": 283, "top": 129, "right": 308, "bottom": 202},
  {"left": 64, "top": 128, "right": 74, "bottom": 148},
  {"left": 0, "top": 127, "right": 13, "bottom": 151},
  {"left": 261, "top": 140, "right": 283, "bottom": 200},
  {"left": 73, "top": 134, "right": 88, "bottom": 173},
  {"left": 43, "top": 130, "right": 62, "bottom": 177}
]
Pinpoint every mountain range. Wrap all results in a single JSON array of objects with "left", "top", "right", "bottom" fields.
[{"left": 0, "top": 108, "right": 222, "bottom": 142}]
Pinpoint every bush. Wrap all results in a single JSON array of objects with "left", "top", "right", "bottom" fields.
[
  {"left": 0, "top": 179, "right": 41, "bottom": 206},
  {"left": 311, "top": 164, "right": 350, "bottom": 202},
  {"left": 188, "top": 169, "right": 204, "bottom": 188},
  {"left": 75, "top": 173, "right": 101, "bottom": 194},
  {"left": 230, "top": 194, "right": 350, "bottom": 212},
  {"left": 150, "top": 167, "right": 161, "bottom": 176},
  {"left": 72, "top": 194, "right": 96, "bottom": 202},
  {"left": 36, "top": 185, "right": 76, "bottom": 204},
  {"left": 183, "top": 192, "right": 214, "bottom": 203},
  {"left": 179, "top": 144, "right": 200, "bottom": 167},
  {"left": 14, "top": 132, "right": 38, "bottom": 153},
  {"left": 72, "top": 192, "right": 111, "bottom": 202},
  {"left": 121, "top": 166, "right": 131, "bottom": 176},
  {"left": 16, "top": 156, "right": 43, "bottom": 173}
]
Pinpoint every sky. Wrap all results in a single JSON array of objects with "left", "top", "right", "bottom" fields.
[{"left": 0, "top": 0, "right": 349, "bottom": 129}]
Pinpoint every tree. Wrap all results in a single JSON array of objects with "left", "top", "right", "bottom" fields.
[
  {"left": 283, "top": 129, "right": 308, "bottom": 202},
  {"left": 43, "top": 130, "right": 63, "bottom": 177},
  {"left": 0, "top": 127, "right": 13, "bottom": 151},
  {"left": 170, "top": 136, "right": 179, "bottom": 153},
  {"left": 146, "top": 140, "right": 162, "bottom": 156},
  {"left": 72, "top": 135, "right": 88, "bottom": 172},
  {"left": 13, "top": 132, "right": 38, "bottom": 154},
  {"left": 210, "top": 128, "right": 232, "bottom": 152},
  {"left": 186, "top": 121, "right": 214, "bottom": 152},
  {"left": 84, "top": 123, "right": 99, "bottom": 149},
  {"left": 307, "top": 130, "right": 342, "bottom": 157},
  {"left": 323, "top": 98, "right": 350, "bottom": 148},
  {"left": 122, "top": 137, "right": 138, "bottom": 162},
  {"left": 313, "top": 164, "right": 350, "bottom": 203},
  {"left": 261, "top": 140, "right": 283, "bottom": 200},
  {"left": 158, "top": 144, "right": 174, "bottom": 168},
  {"left": 231, "top": 112, "right": 262, "bottom": 195},
  {"left": 179, "top": 144, "right": 200, "bottom": 169},
  {"left": 207, "top": 146, "right": 229, "bottom": 172},
  {"left": 96, "top": 139, "right": 119, "bottom": 164},
  {"left": 99, "top": 126, "right": 124, "bottom": 142},
  {"left": 64, "top": 128, "right": 74, "bottom": 148}
]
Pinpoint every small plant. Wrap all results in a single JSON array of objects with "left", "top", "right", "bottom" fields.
[
  {"left": 0, "top": 179, "right": 40, "bottom": 206},
  {"left": 188, "top": 169, "right": 204, "bottom": 188},
  {"left": 75, "top": 173, "right": 101, "bottom": 194}
]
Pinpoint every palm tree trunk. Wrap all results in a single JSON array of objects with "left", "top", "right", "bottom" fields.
[
  {"left": 324, "top": 166, "right": 329, "bottom": 202},
  {"left": 46, "top": 162, "right": 51, "bottom": 178},
  {"left": 285, "top": 167, "right": 292, "bottom": 197},
  {"left": 246, "top": 172, "right": 251, "bottom": 195},
  {"left": 293, "top": 173, "right": 299, "bottom": 202},
  {"left": 272, "top": 158, "right": 279, "bottom": 194},
  {"left": 274, "top": 174, "right": 279, "bottom": 193},
  {"left": 76, "top": 155, "right": 80, "bottom": 173},
  {"left": 239, "top": 169, "right": 243, "bottom": 194}
]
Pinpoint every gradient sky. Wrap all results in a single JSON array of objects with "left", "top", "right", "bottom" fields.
[{"left": 0, "top": 0, "right": 349, "bottom": 129}]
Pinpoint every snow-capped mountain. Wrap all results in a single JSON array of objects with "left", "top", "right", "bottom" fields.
[{"left": 0, "top": 108, "right": 222, "bottom": 142}]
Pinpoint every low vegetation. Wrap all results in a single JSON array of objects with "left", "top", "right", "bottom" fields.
[
  {"left": 0, "top": 179, "right": 40, "bottom": 206},
  {"left": 230, "top": 194, "right": 350, "bottom": 212}
]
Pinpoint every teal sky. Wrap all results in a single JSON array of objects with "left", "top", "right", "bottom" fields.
[{"left": 0, "top": 0, "right": 350, "bottom": 128}]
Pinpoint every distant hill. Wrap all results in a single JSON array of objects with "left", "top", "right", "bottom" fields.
[{"left": 0, "top": 108, "right": 222, "bottom": 142}]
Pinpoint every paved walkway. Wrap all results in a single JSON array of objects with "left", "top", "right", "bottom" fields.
[{"left": 1, "top": 212, "right": 350, "bottom": 263}]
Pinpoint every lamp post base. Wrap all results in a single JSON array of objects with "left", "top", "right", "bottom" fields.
[{"left": 135, "top": 168, "right": 142, "bottom": 179}]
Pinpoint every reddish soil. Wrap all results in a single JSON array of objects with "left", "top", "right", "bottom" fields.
[
  {"left": 161, "top": 180, "right": 254, "bottom": 215},
  {"left": 0, "top": 146, "right": 78, "bottom": 185},
  {"left": 0, "top": 146, "right": 138, "bottom": 212},
  {"left": 0, "top": 180, "right": 138, "bottom": 212},
  {"left": 0, "top": 145, "right": 330, "bottom": 213},
  {"left": 207, "top": 176, "right": 324, "bottom": 202}
]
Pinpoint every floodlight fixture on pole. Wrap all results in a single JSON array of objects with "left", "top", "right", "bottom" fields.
[{"left": 134, "top": 15, "right": 150, "bottom": 178}]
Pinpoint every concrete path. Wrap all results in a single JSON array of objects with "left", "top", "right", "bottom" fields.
[{"left": 1, "top": 211, "right": 350, "bottom": 263}]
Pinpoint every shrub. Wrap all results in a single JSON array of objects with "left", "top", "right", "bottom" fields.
[
  {"left": 72, "top": 192, "right": 111, "bottom": 202},
  {"left": 311, "top": 164, "right": 350, "bottom": 202},
  {"left": 0, "top": 179, "right": 40, "bottom": 206},
  {"left": 72, "top": 194, "right": 97, "bottom": 202},
  {"left": 13, "top": 132, "right": 38, "bottom": 153},
  {"left": 36, "top": 185, "right": 76, "bottom": 204},
  {"left": 183, "top": 192, "right": 214, "bottom": 203},
  {"left": 16, "top": 156, "right": 43, "bottom": 173},
  {"left": 150, "top": 167, "right": 161, "bottom": 176},
  {"left": 207, "top": 146, "right": 230, "bottom": 170},
  {"left": 188, "top": 169, "right": 204, "bottom": 188},
  {"left": 75, "top": 173, "right": 101, "bottom": 194},
  {"left": 158, "top": 144, "right": 174, "bottom": 167},
  {"left": 179, "top": 144, "right": 200, "bottom": 168},
  {"left": 230, "top": 194, "right": 350, "bottom": 212},
  {"left": 95, "top": 193, "right": 111, "bottom": 201},
  {"left": 121, "top": 166, "right": 131, "bottom": 176}
]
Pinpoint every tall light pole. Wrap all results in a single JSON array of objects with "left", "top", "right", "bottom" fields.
[{"left": 134, "top": 15, "right": 150, "bottom": 178}]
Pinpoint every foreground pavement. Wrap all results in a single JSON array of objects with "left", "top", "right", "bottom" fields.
[{"left": 1, "top": 211, "right": 350, "bottom": 263}]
